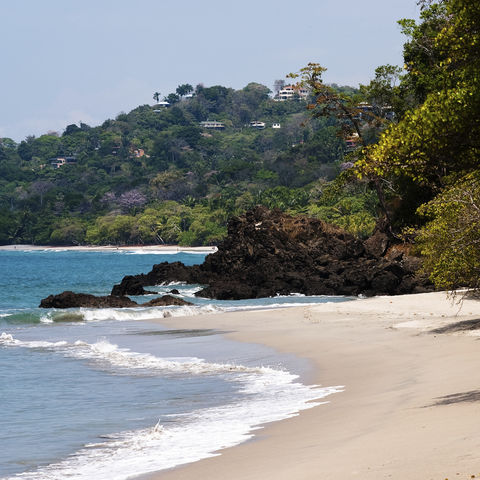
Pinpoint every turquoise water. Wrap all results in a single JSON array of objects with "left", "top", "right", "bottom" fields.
[{"left": 0, "top": 250, "right": 349, "bottom": 479}]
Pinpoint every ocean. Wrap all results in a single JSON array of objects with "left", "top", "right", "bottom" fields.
[{"left": 0, "top": 249, "right": 349, "bottom": 479}]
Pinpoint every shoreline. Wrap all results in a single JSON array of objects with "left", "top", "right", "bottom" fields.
[
  {"left": 0, "top": 244, "right": 217, "bottom": 254},
  {"left": 142, "top": 291, "right": 480, "bottom": 480}
]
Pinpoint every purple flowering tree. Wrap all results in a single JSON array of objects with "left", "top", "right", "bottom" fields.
[{"left": 118, "top": 189, "right": 147, "bottom": 214}]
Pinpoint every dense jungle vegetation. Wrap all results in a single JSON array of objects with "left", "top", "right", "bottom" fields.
[
  {"left": 0, "top": 80, "right": 377, "bottom": 246},
  {"left": 1, "top": 0, "right": 478, "bottom": 292},
  {"left": 299, "top": 0, "right": 480, "bottom": 292}
]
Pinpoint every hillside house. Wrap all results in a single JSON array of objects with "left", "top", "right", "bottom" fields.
[
  {"left": 249, "top": 121, "right": 266, "bottom": 129},
  {"left": 49, "top": 156, "right": 77, "bottom": 168},
  {"left": 200, "top": 120, "right": 225, "bottom": 130},
  {"left": 274, "top": 85, "right": 309, "bottom": 101},
  {"left": 153, "top": 101, "right": 170, "bottom": 110}
]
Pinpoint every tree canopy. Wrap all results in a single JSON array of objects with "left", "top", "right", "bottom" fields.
[
  {"left": 0, "top": 79, "right": 368, "bottom": 246},
  {"left": 358, "top": 0, "right": 480, "bottom": 289},
  {"left": 4, "top": 0, "right": 478, "bottom": 298},
  {"left": 289, "top": 0, "right": 480, "bottom": 291}
]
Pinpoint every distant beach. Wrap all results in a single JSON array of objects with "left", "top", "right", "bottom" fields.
[
  {"left": 145, "top": 291, "right": 480, "bottom": 480},
  {"left": 0, "top": 244, "right": 217, "bottom": 254},
  {"left": 5, "top": 247, "right": 480, "bottom": 479},
  {"left": 1, "top": 249, "right": 342, "bottom": 480}
]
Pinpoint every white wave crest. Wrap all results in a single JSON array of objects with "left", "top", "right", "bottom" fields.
[
  {"left": 78, "top": 304, "right": 222, "bottom": 323},
  {"left": 39, "top": 312, "right": 54, "bottom": 324},
  {"left": 0, "top": 332, "right": 14, "bottom": 341},
  {"left": 0, "top": 333, "right": 278, "bottom": 378},
  {"left": 1, "top": 332, "right": 342, "bottom": 480},
  {"left": 1, "top": 332, "right": 68, "bottom": 349}
]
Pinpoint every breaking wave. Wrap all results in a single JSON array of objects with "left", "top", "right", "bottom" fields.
[
  {"left": 0, "top": 304, "right": 223, "bottom": 326},
  {"left": 0, "top": 333, "right": 274, "bottom": 377},
  {"left": 0, "top": 332, "right": 342, "bottom": 480}
]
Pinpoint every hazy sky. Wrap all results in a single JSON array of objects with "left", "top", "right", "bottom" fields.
[{"left": 0, "top": 0, "right": 420, "bottom": 142}]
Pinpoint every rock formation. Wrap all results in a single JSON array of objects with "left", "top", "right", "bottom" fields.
[
  {"left": 142, "top": 295, "right": 193, "bottom": 307},
  {"left": 39, "top": 291, "right": 192, "bottom": 309},
  {"left": 111, "top": 206, "right": 433, "bottom": 300}
]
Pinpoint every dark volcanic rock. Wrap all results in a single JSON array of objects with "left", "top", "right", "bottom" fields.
[
  {"left": 364, "top": 231, "right": 390, "bottom": 258},
  {"left": 111, "top": 261, "right": 200, "bottom": 297},
  {"left": 39, "top": 291, "right": 137, "bottom": 308},
  {"left": 142, "top": 295, "right": 192, "bottom": 307},
  {"left": 40, "top": 291, "right": 193, "bottom": 308},
  {"left": 110, "top": 275, "right": 156, "bottom": 296},
  {"left": 109, "top": 207, "right": 433, "bottom": 300}
]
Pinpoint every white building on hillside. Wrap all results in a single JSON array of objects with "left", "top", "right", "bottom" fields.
[
  {"left": 274, "top": 85, "right": 309, "bottom": 101},
  {"left": 200, "top": 120, "right": 225, "bottom": 130},
  {"left": 249, "top": 121, "right": 266, "bottom": 129}
]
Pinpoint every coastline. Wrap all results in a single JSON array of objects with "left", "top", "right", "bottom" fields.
[
  {"left": 0, "top": 244, "right": 217, "bottom": 254},
  {"left": 142, "top": 291, "right": 480, "bottom": 479}
]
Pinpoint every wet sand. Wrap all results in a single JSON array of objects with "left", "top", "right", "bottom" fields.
[{"left": 144, "top": 291, "right": 480, "bottom": 480}]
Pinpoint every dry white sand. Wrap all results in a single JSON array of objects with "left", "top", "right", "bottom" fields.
[
  {"left": 0, "top": 244, "right": 216, "bottom": 254},
  {"left": 143, "top": 291, "right": 480, "bottom": 480}
]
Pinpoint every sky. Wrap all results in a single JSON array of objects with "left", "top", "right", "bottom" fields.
[{"left": 0, "top": 0, "right": 420, "bottom": 142}]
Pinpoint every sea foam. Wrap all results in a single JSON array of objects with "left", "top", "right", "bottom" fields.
[
  {"left": 79, "top": 304, "right": 222, "bottom": 322},
  {"left": 0, "top": 332, "right": 343, "bottom": 480},
  {"left": 1, "top": 333, "right": 286, "bottom": 376}
]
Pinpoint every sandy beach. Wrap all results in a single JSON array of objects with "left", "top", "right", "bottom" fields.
[
  {"left": 143, "top": 291, "right": 480, "bottom": 480},
  {"left": 0, "top": 244, "right": 217, "bottom": 254}
]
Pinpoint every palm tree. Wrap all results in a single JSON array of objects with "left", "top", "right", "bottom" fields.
[{"left": 153, "top": 92, "right": 160, "bottom": 103}]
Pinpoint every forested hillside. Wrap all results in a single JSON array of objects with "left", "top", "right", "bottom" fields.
[
  {"left": 293, "top": 0, "right": 479, "bottom": 293},
  {"left": 0, "top": 82, "right": 378, "bottom": 245},
  {"left": 3, "top": 0, "right": 477, "bottom": 296}
]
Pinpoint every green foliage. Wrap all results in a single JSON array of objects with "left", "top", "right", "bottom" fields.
[
  {"left": 346, "top": 0, "right": 480, "bottom": 291},
  {"left": 0, "top": 209, "right": 19, "bottom": 244},
  {"left": 416, "top": 173, "right": 480, "bottom": 290},
  {"left": 165, "top": 93, "right": 180, "bottom": 105},
  {"left": 352, "top": 0, "right": 480, "bottom": 230},
  {"left": 49, "top": 219, "right": 86, "bottom": 245},
  {"left": 0, "top": 74, "right": 367, "bottom": 246},
  {"left": 356, "top": 82, "right": 480, "bottom": 188},
  {"left": 289, "top": 63, "right": 366, "bottom": 142},
  {"left": 82, "top": 202, "right": 228, "bottom": 247},
  {"left": 176, "top": 84, "right": 194, "bottom": 97},
  {"left": 359, "top": 64, "right": 407, "bottom": 117},
  {"left": 256, "top": 186, "right": 310, "bottom": 211},
  {"left": 398, "top": 2, "right": 449, "bottom": 103},
  {"left": 302, "top": 181, "right": 378, "bottom": 238},
  {"left": 178, "top": 218, "right": 226, "bottom": 246}
]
